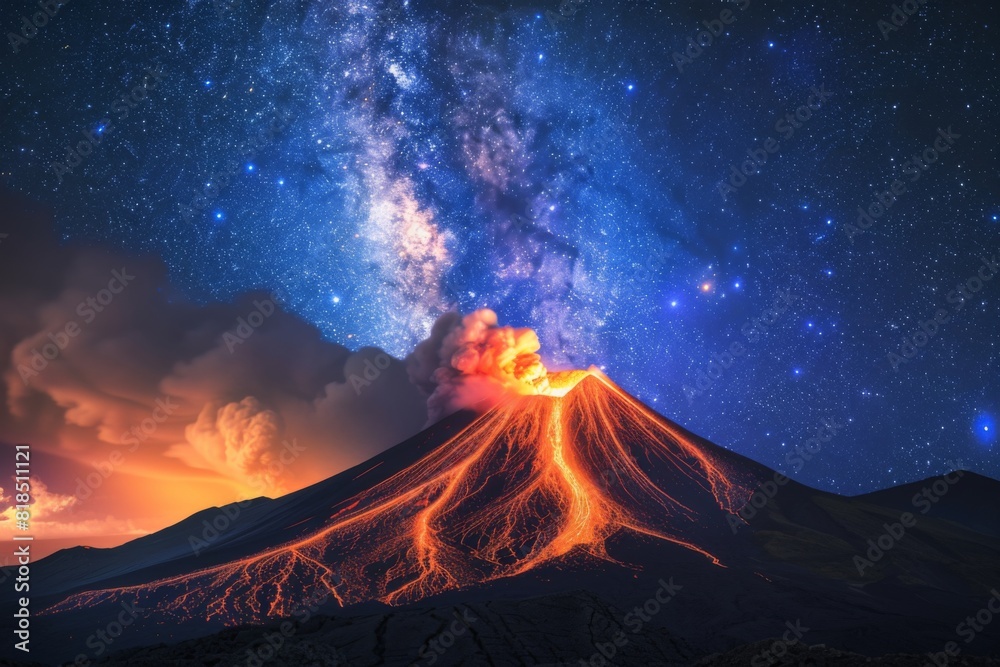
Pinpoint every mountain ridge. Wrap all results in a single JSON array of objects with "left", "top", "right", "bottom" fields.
[{"left": 7, "top": 371, "right": 1000, "bottom": 664}]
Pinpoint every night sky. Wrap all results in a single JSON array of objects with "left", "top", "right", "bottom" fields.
[{"left": 2, "top": 0, "right": 998, "bottom": 494}]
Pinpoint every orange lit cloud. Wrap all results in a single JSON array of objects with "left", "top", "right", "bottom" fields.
[
  {"left": 407, "top": 309, "right": 552, "bottom": 421},
  {"left": 0, "top": 477, "right": 145, "bottom": 544},
  {"left": 184, "top": 397, "right": 289, "bottom": 493},
  {"left": 0, "top": 196, "right": 558, "bottom": 556},
  {"left": 0, "top": 193, "right": 428, "bottom": 550}
]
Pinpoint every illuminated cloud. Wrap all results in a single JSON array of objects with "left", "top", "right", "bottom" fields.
[
  {"left": 0, "top": 195, "right": 429, "bottom": 549},
  {"left": 408, "top": 309, "right": 551, "bottom": 422},
  {"left": 185, "top": 397, "right": 287, "bottom": 493},
  {"left": 0, "top": 477, "right": 146, "bottom": 543}
]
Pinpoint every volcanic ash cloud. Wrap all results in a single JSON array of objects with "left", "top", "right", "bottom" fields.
[{"left": 407, "top": 309, "right": 552, "bottom": 422}]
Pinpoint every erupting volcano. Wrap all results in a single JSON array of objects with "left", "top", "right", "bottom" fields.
[
  {"left": 42, "top": 368, "right": 765, "bottom": 624},
  {"left": 19, "top": 312, "right": 999, "bottom": 665}
]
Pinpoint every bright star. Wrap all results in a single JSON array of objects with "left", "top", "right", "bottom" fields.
[{"left": 974, "top": 413, "right": 996, "bottom": 444}]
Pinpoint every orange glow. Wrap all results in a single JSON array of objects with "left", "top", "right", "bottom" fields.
[
  {"left": 540, "top": 368, "right": 592, "bottom": 397},
  {"left": 43, "top": 370, "right": 755, "bottom": 624}
]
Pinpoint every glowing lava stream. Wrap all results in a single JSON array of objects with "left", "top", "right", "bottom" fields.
[
  {"left": 43, "top": 369, "right": 757, "bottom": 624},
  {"left": 537, "top": 399, "right": 600, "bottom": 563}
]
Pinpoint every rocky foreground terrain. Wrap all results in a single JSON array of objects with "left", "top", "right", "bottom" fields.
[{"left": 2, "top": 591, "right": 987, "bottom": 667}]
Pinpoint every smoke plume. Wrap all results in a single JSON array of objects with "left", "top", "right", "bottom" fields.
[{"left": 407, "top": 309, "right": 551, "bottom": 422}]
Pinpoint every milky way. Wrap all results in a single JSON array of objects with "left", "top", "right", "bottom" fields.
[{"left": 2, "top": 0, "right": 998, "bottom": 492}]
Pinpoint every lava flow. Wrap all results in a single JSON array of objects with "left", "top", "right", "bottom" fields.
[{"left": 43, "top": 369, "right": 760, "bottom": 625}]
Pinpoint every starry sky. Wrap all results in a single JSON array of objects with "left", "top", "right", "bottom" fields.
[{"left": 1, "top": 0, "right": 998, "bottom": 495}]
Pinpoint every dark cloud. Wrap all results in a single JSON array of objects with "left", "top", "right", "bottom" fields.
[{"left": 0, "top": 190, "right": 428, "bottom": 505}]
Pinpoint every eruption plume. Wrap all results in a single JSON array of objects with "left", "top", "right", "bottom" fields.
[{"left": 407, "top": 309, "right": 552, "bottom": 422}]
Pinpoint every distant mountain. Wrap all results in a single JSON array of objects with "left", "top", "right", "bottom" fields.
[
  {"left": 857, "top": 470, "right": 1000, "bottom": 539},
  {"left": 7, "top": 370, "right": 1000, "bottom": 664}
]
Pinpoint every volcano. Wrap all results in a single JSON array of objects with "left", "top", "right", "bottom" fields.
[{"left": 14, "top": 370, "right": 1000, "bottom": 665}]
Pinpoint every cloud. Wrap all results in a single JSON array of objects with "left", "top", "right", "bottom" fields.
[
  {"left": 0, "top": 191, "right": 429, "bottom": 547},
  {"left": 0, "top": 477, "right": 145, "bottom": 543},
  {"left": 407, "top": 308, "right": 551, "bottom": 422},
  {"left": 0, "top": 194, "right": 563, "bottom": 553},
  {"left": 185, "top": 397, "right": 287, "bottom": 492}
]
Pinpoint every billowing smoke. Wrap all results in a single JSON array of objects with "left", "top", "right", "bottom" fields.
[
  {"left": 0, "top": 192, "right": 429, "bottom": 514},
  {"left": 185, "top": 397, "right": 287, "bottom": 494},
  {"left": 407, "top": 309, "right": 551, "bottom": 422}
]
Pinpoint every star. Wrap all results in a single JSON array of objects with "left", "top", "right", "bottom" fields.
[{"left": 1, "top": 0, "right": 996, "bottom": 495}]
